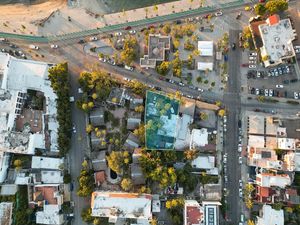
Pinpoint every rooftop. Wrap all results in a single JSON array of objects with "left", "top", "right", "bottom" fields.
[
  {"left": 0, "top": 202, "right": 13, "bottom": 225},
  {"left": 259, "top": 15, "right": 297, "bottom": 67},
  {"left": 256, "top": 205, "right": 284, "bottom": 225},
  {"left": 91, "top": 192, "right": 152, "bottom": 220},
  {"left": 190, "top": 128, "right": 208, "bottom": 150},
  {"left": 184, "top": 200, "right": 204, "bottom": 225},
  {"left": 31, "top": 156, "right": 63, "bottom": 170},
  {"left": 90, "top": 107, "right": 105, "bottom": 127},
  {"left": 256, "top": 173, "right": 291, "bottom": 188},
  {"left": 36, "top": 204, "right": 64, "bottom": 225},
  {"left": 145, "top": 91, "right": 179, "bottom": 150},
  {"left": 106, "top": 87, "right": 127, "bottom": 106},
  {"left": 198, "top": 41, "right": 214, "bottom": 56}
]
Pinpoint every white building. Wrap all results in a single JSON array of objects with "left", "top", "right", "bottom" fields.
[
  {"left": 31, "top": 156, "right": 64, "bottom": 170},
  {"left": 91, "top": 192, "right": 152, "bottom": 224},
  {"left": 198, "top": 41, "right": 214, "bottom": 56},
  {"left": 256, "top": 173, "right": 291, "bottom": 188},
  {"left": 0, "top": 53, "right": 59, "bottom": 183},
  {"left": 258, "top": 14, "right": 297, "bottom": 67},
  {"left": 256, "top": 205, "right": 284, "bottom": 225},
  {"left": 0, "top": 202, "right": 13, "bottom": 225},
  {"left": 36, "top": 204, "right": 64, "bottom": 225},
  {"left": 197, "top": 62, "right": 213, "bottom": 71},
  {"left": 190, "top": 128, "right": 208, "bottom": 150},
  {"left": 191, "top": 156, "right": 218, "bottom": 175}
]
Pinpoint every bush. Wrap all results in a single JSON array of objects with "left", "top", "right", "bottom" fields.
[{"left": 63, "top": 172, "right": 72, "bottom": 184}]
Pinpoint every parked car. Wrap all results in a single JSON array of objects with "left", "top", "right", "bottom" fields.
[
  {"left": 89, "top": 36, "right": 98, "bottom": 41},
  {"left": 239, "top": 188, "right": 243, "bottom": 197},
  {"left": 239, "top": 157, "right": 242, "bottom": 164},
  {"left": 269, "top": 89, "right": 273, "bottom": 97},
  {"left": 124, "top": 26, "right": 132, "bottom": 30},
  {"left": 231, "top": 43, "right": 236, "bottom": 50},
  {"left": 114, "top": 32, "right": 122, "bottom": 36},
  {"left": 124, "top": 65, "right": 134, "bottom": 71},
  {"left": 50, "top": 44, "right": 58, "bottom": 49},
  {"left": 275, "top": 84, "right": 283, "bottom": 88},
  {"left": 78, "top": 39, "right": 85, "bottom": 44},
  {"left": 238, "top": 144, "right": 242, "bottom": 152},
  {"left": 264, "top": 89, "right": 269, "bottom": 96},
  {"left": 236, "top": 12, "right": 242, "bottom": 19},
  {"left": 215, "top": 11, "right": 223, "bottom": 16},
  {"left": 249, "top": 52, "right": 257, "bottom": 56},
  {"left": 249, "top": 65, "right": 256, "bottom": 68},
  {"left": 294, "top": 92, "right": 299, "bottom": 99},
  {"left": 129, "top": 30, "right": 136, "bottom": 34},
  {"left": 255, "top": 88, "right": 260, "bottom": 95},
  {"left": 239, "top": 179, "right": 243, "bottom": 188},
  {"left": 29, "top": 44, "right": 39, "bottom": 50}
]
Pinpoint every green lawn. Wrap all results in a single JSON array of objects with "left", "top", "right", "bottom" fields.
[{"left": 104, "top": 0, "right": 177, "bottom": 13}]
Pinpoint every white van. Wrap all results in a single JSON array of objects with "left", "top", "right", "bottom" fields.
[
  {"left": 29, "top": 45, "right": 39, "bottom": 50},
  {"left": 124, "top": 65, "right": 133, "bottom": 71}
]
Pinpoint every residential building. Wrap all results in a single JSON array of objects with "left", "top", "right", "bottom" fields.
[
  {"left": 255, "top": 173, "right": 291, "bottom": 188},
  {"left": 31, "top": 156, "right": 64, "bottom": 170},
  {"left": 124, "top": 132, "right": 140, "bottom": 150},
  {"left": 191, "top": 156, "right": 218, "bottom": 175},
  {"left": 89, "top": 107, "right": 105, "bottom": 127},
  {"left": 184, "top": 200, "right": 204, "bottom": 225},
  {"left": 0, "top": 53, "right": 59, "bottom": 182},
  {"left": 0, "top": 202, "right": 13, "bottom": 225},
  {"left": 140, "top": 34, "right": 170, "bottom": 68},
  {"left": 91, "top": 192, "right": 152, "bottom": 223},
  {"left": 30, "top": 184, "right": 64, "bottom": 225},
  {"left": 127, "top": 112, "right": 141, "bottom": 131},
  {"left": 256, "top": 205, "right": 284, "bottom": 225},
  {"left": 106, "top": 87, "right": 128, "bottom": 106},
  {"left": 203, "top": 201, "right": 221, "bottom": 225},
  {"left": 197, "top": 62, "right": 213, "bottom": 71},
  {"left": 190, "top": 128, "right": 209, "bottom": 150}
]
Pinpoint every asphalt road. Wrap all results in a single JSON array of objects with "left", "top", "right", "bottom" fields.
[{"left": 223, "top": 29, "right": 242, "bottom": 225}]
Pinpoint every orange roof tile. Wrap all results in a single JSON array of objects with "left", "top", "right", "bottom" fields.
[{"left": 267, "top": 14, "right": 280, "bottom": 25}]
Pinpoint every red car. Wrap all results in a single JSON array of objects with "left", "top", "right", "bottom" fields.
[
  {"left": 259, "top": 0, "right": 265, "bottom": 2},
  {"left": 124, "top": 26, "right": 132, "bottom": 30}
]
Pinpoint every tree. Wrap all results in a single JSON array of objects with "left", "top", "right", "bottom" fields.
[
  {"left": 77, "top": 162, "right": 94, "bottom": 197},
  {"left": 215, "top": 101, "right": 221, "bottom": 107},
  {"left": 254, "top": 3, "right": 267, "bottom": 15},
  {"left": 172, "top": 38, "right": 180, "bottom": 50},
  {"left": 165, "top": 198, "right": 184, "bottom": 225},
  {"left": 200, "top": 112, "right": 208, "bottom": 120},
  {"left": 265, "top": 0, "right": 288, "bottom": 14},
  {"left": 92, "top": 93, "right": 98, "bottom": 100},
  {"left": 106, "top": 151, "right": 126, "bottom": 174},
  {"left": 218, "top": 109, "right": 226, "bottom": 117},
  {"left": 120, "top": 36, "right": 138, "bottom": 65},
  {"left": 196, "top": 76, "right": 202, "bottom": 83},
  {"left": 121, "top": 178, "right": 133, "bottom": 191},
  {"left": 247, "top": 220, "right": 255, "bottom": 225},
  {"left": 88, "top": 101, "right": 94, "bottom": 109},
  {"left": 273, "top": 202, "right": 283, "bottom": 210},
  {"left": 48, "top": 62, "right": 71, "bottom": 156},
  {"left": 172, "top": 51, "right": 182, "bottom": 77},
  {"left": 242, "top": 27, "right": 252, "bottom": 40},
  {"left": 14, "top": 159, "right": 22, "bottom": 170},
  {"left": 184, "top": 39, "right": 195, "bottom": 51},
  {"left": 81, "top": 208, "right": 93, "bottom": 223},
  {"left": 126, "top": 79, "right": 147, "bottom": 96},
  {"left": 86, "top": 124, "right": 93, "bottom": 133},
  {"left": 245, "top": 198, "right": 253, "bottom": 209},
  {"left": 184, "top": 149, "right": 198, "bottom": 160},
  {"left": 162, "top": 23, "right": 171, "bottom": 34},
  {"left": 93, "top": 218, "right": 101, "bottom": 225},
  {"left": 135, "top": 105, "right": 144, "bottom": 113},
  {"left": 156, "top": 61, "right": 171, "bottom": 75},
  {"left": 133, "top": 124, "right": 145, "bottom": 143}
]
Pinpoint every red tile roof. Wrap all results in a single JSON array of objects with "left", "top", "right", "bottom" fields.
[{"left": 186, "top": 206, "right": 203, "bottom": 225}]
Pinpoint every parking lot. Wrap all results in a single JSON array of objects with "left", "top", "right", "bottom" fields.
[{"left": 242, "top": 48, "right": 300, "bottom": 100}]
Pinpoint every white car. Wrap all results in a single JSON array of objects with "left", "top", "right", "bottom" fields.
[
  {"left": 129, "top": 30, "right": 136, "bottom": 34},
  {"left": 269, "top": 89, "right": 273, "bottom": 97},
  {"left": 239, "top": 179, "right": 243, "bottom": 188},
  {"left": 264, "top": 89, "right": 269, "bottom": 97},
  {"left": 224, "top": 176, "right": 228, "bottom": 183},
  {"left": 249, "top": 60, "right": 256, "bottom": 64},
  {"left": 255, "top": 88, "right": 260, "bottom": 95},
  {"left": 29, "top": 45, "right": 39, "bottom": 50},
  {"left": 249, "top": 64, "right": 256, "bottom": 68},
  {"left": 294, "top": 92, "right": 299, "bottom": 99},
  {"left": 124, "top": 65, "right": 134, "bottom": 71},
  {"left": 239, "top": 157, "right": 242, "bottom": 164},
  {"left": 239, "top": 188, "right": 243, "bottom": 197},
  {"left": 198, "top": 88, "right": 204, "bottom": 92},
  {"left": 50, "top": 44, "right": 58, "bottom": 49},
  {"left": 238, "top": 145, "right": 242, "bottom": 152},
  {"left": 72, "top": 124, "right": 76, "bottom": 133},
  {"left": 114, "top": 32, "right": 122, "bottom": 36},
  {"left": 223, "top": 116, "right": 227, "bottom": 123},
  {"left": 78, "top": 88, "right": 83, "bottom": 94},
  {"left": 249, "top": 52, "right": 257, "bottom": 56},
  {"left": 169, "top": 79, "right": 175, "bottom": 84},
  {"left": 215, "top": 11, "right": 223, "bottom": 16},
  {"left": 275, "top": 84, "right": 283, "bottom": 88},
  {"left": 123, "top": 77, "right": 131, "bottom": 82},
  {"left": 249, "top": 56, "right": 256, "bottom": 60},
  {"left": 89, "top": 36, "right": 98, "bottom": 41}
]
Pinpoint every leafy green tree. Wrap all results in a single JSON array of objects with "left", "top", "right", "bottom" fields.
[
  {"left": 162, "top": 23, "right": 171, "bottom": 34},
  {"left": 254, "top": 3, "right": 267, "bottom": 15},
  {"left": 172, "top": 38, "right": 180, "bottom": 50},
  {"left": 184, "top": 39, "right": 195, "bottom": 51},
  {"left": 77, "top": 161, "right": 94, "bottom": 197},
  {"left": 126, "top": 79, "right": 147, "bottom": 96},
  {"left": 81, "top": 208, "right": 93, "bottom": 223},
  {"left": 106, "top": 151, "right": 129, "bottom": 174},
  {"left": 120, "top": 36, "right": 138, "bottom": 65},
  {"left": 14, "top": 159, "right": 22, "bottom": 171},
  {"left": 172, "top": 51, "right": 182, "bottom": 77},
  {"left": 265, "top": 0, "right": 288, "bottom": 14},
  {"left": 156, "top": 61, "right": 171, "bottom": 75},
  {"left": 121, "top": 178, "right": 133, "bottom": 191},
  {"left": 135, "top": 105, "right": 144, "bottom": 113},
  {"left": 165, "top": 198, "right": 184, "bottom": 225},
  {"left": 133, "top": 124, "right": 145, "bottom": 143}
]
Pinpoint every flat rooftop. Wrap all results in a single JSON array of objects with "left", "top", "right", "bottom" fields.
[
  {"left": 259, "top": 16, "right": 296, "bottom": 65},
  {"left": 91, "top": 192, "right": 152, "bottom": 220},
  {"left": 145, "top": 91, "right": 179, "bottom": 150}
]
